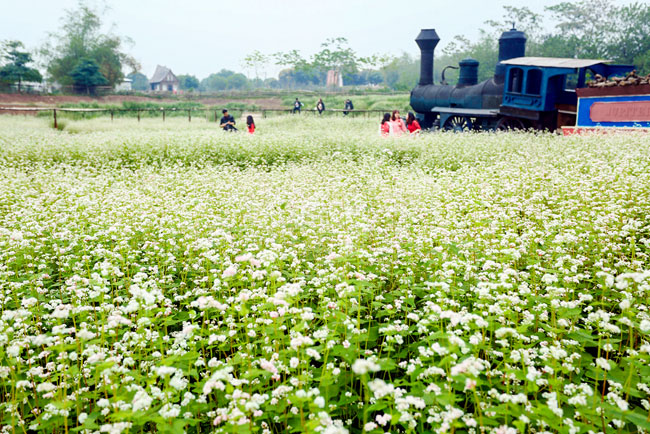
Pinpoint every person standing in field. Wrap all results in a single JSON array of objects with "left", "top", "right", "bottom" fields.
[
  {"left": 343, "top": 99, "right": 354, "bottom": 116},
  {"left": 406, "top": 112, "right": 421, "bottom": 134},
  {"left": 316, "top": 98, "right": 325, "bottom": 115},
  {"left": 293, "top": 98, "right": 303, "bottom": 114},
  {"left": 380, "top": 113, "right": 392, "bottom": 137},
  {"left": 220, "top": 109, "right": 237, "bottom": 132},
  {"left": 390, "top": 110, "right": 407, "bottom": 137},
  {"left": 246, "top": 115, "right": 255, "bottom": 134}
]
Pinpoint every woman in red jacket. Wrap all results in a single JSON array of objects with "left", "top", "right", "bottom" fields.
[
  {"left": 406, "top": 112, "right": 421, "bottom": 134},
  {"left": 246, "top": 115, "right": 255, "bottom": 134},
  {"left": 380, "top": 113, "right": 392, "bottom": 137}
]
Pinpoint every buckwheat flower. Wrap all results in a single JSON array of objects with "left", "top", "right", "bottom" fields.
[
  {"left": 78, "top": 412, "right": 88, "bottom": 424},
  {"left": 290, "top": 335, "right": 314, "bottom": 349},
  {"left": 494, "top": 425, "right": 517, "bottom": 434},
  {"left": 222, "top": 265, "right": 237, "bottom": 278},
  {"left": 51, "top": 304, "right": 71, "bottom": 319},
  {"left": 21, "top": 297, "right": 38, "bottom": 308},
  {"left": 640, "top": 320, "right": 650, "bottom": 333},
  {"left": 351, "top": 358, "right": 380, "bottom": 375},
  {"left": 132, "top": 390, "right": 153, "bottom": 412},
  {"left": 325, "top": 252, "right": 340, "bottom": 261},
  {"left": 77, "top": 329, "right": 96, "bottom": 340},
  {"left": 596, "top": 358, "right": 611, "bottom": 371},
  {"left": 100, "top": 422, "right": 132, "bottom": 434},
  {"left": 364, "top": 422, "right": 378, "bottom": 431},
  {"left": 36, "top": 382, "right": 56, "bottom": 393},
  {"left": 16, "top": 380, "right": 31, "bottom": 390},
  {"left": 306, "top": 348, "right": 321, "bottom": 360},
  {"left": 314, "top": 396, "right": 325, "bottom": 408},
  {"left": 376, "top": 413, "right": 391, "bottom": 426},
  {"left": 235, "top": 253, "right": 252, "bottom": 262},
  {"left": 542, "top": 392, "right": 563, "bottom": 417},
  {"left": 368, "top": 379, "right": 395, "bottom": 399},
  {"left": 170, "top": 374, "right": 188, "bottom": 390},
  {"left": 159, "top": 403, "right": 181, "bottom": 419},
  {"left": 290, "top": 357, "right": 299, "bottom": 369},
  {"left": 156, "top": 366, "right": 178, "bottom": 377},
  {"left": 260, "top": 359, "right": 278, "bottom": 375}
]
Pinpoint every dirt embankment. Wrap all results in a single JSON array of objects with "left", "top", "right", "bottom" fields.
[{"left": 0, "top": 93, "right": 286, "bottom": 109}]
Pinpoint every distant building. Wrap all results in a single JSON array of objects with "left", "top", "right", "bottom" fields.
[
  {"left": 115, "top": 78, "right": 133, "bottom": 92},
  {"left": 149, "top": 65, "right": 179, "bottom": 92}
]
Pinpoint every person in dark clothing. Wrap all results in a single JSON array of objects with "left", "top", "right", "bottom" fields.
[
  {"left": 220, "top": 109, "right": 237, "bottom": 131},
  {"left": 293, "top": 98, "right": 303, "bottom": 114},
  {"left": 316, "top": 98, "right": 325, "bottom": 115},
  {"left": 343, "top": 99, "right": 354, "bottom": 116}
]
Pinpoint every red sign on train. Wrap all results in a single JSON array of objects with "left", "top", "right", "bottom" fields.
[{"left": 590, "top": 101, "right": 650, "bottom": 123}]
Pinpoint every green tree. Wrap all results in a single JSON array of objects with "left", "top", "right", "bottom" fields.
[
  {"left": 242, "top": 50, "right": 269, "bottom": 83},
  {"left": 312, "top": 37, "right": 360, "bottom": 82},
  {"left": 41, "top": 1, "right": 138, "bottom": 88},
  {"left": 178, "top": 74, "right": 199, "bottom": 90},
  {"left": 227, "top": 73, "right": 249, "bottom": 90},
  {"left": 69, "top": 57, "right": 108, "bottom": 94},
  {"left": 127, "top": 72, "right": 149, "bottom": 91},
  {"left": 0, "top": 41, "right": 42, "bottom": 92},
  {"left": 200, "top": 71, "right": 231, "bottom": 92}
]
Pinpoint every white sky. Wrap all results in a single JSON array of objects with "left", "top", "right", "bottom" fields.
[{"left": 2, "top": 0, "right": 636, "bottom": 80}]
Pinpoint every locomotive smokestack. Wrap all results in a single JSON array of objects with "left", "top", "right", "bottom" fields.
[
  {"left": 495, "top": 27, "right": 526, "bottom": 83},
  {"left": 415, "top": 29, "right": 440, "bottom": 86}
]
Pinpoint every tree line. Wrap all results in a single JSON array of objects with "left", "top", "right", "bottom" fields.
[{"left": 0, "top": 0, "right": 648, "bottom": 93}]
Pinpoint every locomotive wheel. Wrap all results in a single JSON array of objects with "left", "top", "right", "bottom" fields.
[
  {"left": 496, "top": 117, "right": 526, "bottom": 131},
  {"left": 443, "top": 116, "right": 473, "bottom": 132}
]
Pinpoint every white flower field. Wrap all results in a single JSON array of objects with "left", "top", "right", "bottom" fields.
[{"left": 1, "top": 115, "right": 650, "bottom": 434}]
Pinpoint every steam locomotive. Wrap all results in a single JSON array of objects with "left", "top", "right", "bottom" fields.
[{"left": 410, "top": 28, "right": 636, "bottom": 131}]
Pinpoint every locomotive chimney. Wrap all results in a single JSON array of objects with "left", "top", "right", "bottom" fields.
[
  {"left": 415, "top": 29, "right": 440, "bottom": 86},
  {"left": 494, "top": 27, "right": 526, "bottom": 83}
]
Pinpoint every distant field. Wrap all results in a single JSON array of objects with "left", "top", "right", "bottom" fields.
[
  {"left": 0, "top": 91, "right": 412, "bottom": 114},
  {"left": 1, "top": 116, "right": 650, "bottom": 433}
]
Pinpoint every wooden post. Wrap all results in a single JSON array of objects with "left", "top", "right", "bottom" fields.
[
  {"left": 162, "top": 110, "right": 165, "bottom": 122},
  {"left": 53, "top": 109, "right": 57, "bottom": 129},
  {"left": 137, "top": 110, "right": 141, "bottom": 122},
  {"left": 110, "top": 110, "right": 114, "bottom": 122},
  {"left": 263, "top": 110, "right": 266, "bottom": 119},
  {"left": 188, "top": 110, "right": 191, "bottom": 122},
  {"left": 214, "top": 110, "right": 218, "bottom": 122}
]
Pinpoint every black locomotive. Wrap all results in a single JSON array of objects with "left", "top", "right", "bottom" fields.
[{"left": 410, "top": 28, "right": 635, "bottom": 131}]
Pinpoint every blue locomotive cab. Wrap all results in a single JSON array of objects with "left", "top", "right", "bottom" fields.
[{"left": 498, "top": 58, "right": 635, "bottom": 129}]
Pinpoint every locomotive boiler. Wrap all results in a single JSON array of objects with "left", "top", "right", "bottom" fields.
[{"left": 410, "top": 27, "right": 637, "bottom": 131}]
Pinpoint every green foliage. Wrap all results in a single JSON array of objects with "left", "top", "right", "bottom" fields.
[
  {"left": 0, "top": 41, "right": 42, "bottom": 90},
  {"left": 41, "top": 0, "right": 138, "bottom": 88},
  {"left": 69, "top": 57, "right": 108, "bottom": 94},
  {"left": 272, "top": 38, "right": 377, "bottom": 88},
  {"left": 242, "top": 50, "right": 269, "bottom": 82},
  {"left": 178, "top": 74, "right": 200, "bottom": 91},
  {"left": 436, "top": 1, "right": 650, "bottom": 85},
  {"left": 200, "top": 70, "right": 250, "bottom": 91},
  {"left": 127, "top": 72, "right": 149, "bottom": 91}
]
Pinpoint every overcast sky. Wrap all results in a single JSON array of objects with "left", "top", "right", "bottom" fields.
[{"left": 2, "top": 0, "right": 636, "bottom": 80}]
